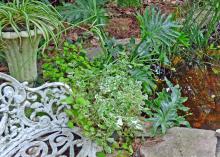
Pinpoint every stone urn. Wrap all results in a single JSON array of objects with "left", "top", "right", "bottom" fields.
[{"left": 2, "top": 30, "right": 42, "bottom": 82}]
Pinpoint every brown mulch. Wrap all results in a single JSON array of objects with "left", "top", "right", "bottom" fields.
[
  {"left": 144, "top": 137, "right": 164, "bottom": 147},
  {"left": 0, "top": 64, "right": 8, "bottom": 73},
  {"left": 104, "top": 0, "right": 185, "bottom": 39},
  {"left": 105, "top": 17, "right": 140, "bottom": 39}
]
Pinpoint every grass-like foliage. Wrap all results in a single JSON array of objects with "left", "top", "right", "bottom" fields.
[
  {"left": 0, "top": 0, "right": 62, "bottom": 43},
  {"left": 182, "top": 0, "right": 220, "bottom": 50}
]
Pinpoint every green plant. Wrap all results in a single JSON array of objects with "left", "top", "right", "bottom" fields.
[
  {"left": 0, "top": 51, "right": 5, "bottom": 63},
  {"left": 0, "top": 0, "right": 62, "bottom": 42},
  {"left": 43, "top": 42, "right": 154, "bottom": 154},
  {"left": 117, "top": 0, "right": 141, "bottom": 8},
  {"left": 42, "top": 40, "right": 191, "bottom": 154},
  {"left": 57, "top": 0, "right": 108, "bottom": 25},
  {"left": 145, "top": 78, "right": 190, "bottom": 135},
  {"left": 43, "top": 42, "right": 96, "bottom": 85},
  {"left": 137, "top": 7, "right": 181, "bottom": 47},
  {"left": 135, "top": 7, "right": 181, "bottom": 64},
  {"left": 103, "top": 38, "right": 157, "bottom": 95},
  {"left": 66, "top": 74, "right": 146, "bottom": 154},
  {"left": 130, "top": 66, "right": 157, "bottom": 95},
  {"left": 179, "top": 0, "right": 220, "bottom": 54},
  {"left": 183, "top": 0, "right": 220, "bottom": 49},
  {"left": 0, "top": 0, "right": 62, "bottom": 82}
]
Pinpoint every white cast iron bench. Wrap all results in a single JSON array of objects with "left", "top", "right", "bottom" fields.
[{"left": 0, "top": 72, "right": 99, "bottom": 157}]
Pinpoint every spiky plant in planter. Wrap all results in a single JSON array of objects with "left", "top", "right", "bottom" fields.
[{"left": 0, "top": 0, "right": 62, "bottom": 82}]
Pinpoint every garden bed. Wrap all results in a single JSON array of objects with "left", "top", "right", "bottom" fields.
[{"left": 0, "top": 0, "right": 220, "bottom": 156}]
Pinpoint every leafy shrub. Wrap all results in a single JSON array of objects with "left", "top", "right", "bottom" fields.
[
  {"left": 56, "top": 0, "right": 108, "bottom": 25},
  {"left": 43, "top": 42, "right": 148, "bottom": 153},
  {"left": 103, "top": 38, "right": 157, "bottom": 95},
  {"left": 145, "top": 78, "right": 190, "bottom": 135},
  {"left": 137, "top": 7, "right": 180, "bottom": 47},
  {"left": 43, "top": 42, "right": 91, "bottom": 83},
  {"left": 43, "top": 42, "right": 189, "bottom": 154},
  {"left": 66, "top": 74, "right": 146, "bottom": 153}
]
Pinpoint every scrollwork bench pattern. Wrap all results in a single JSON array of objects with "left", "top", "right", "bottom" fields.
[{"left": 0, "top": 73, "right": 99, "bottom": 157}]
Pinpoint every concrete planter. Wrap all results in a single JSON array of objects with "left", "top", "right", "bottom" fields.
[{"left": 2, "top": 30, "right": 42, "bottom": 82}]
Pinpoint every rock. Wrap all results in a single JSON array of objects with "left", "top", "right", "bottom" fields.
[
  {"left": 116, "top": 38, "right": 141, "bottom": 45},
  {"left": 86, "top": 47, "right": 103, "bottom": 60},
  {"left": 216, "top": 137, "right": 220, "bottom": 157},
  {"left": 86, "top": 38, "right": 141, "bottom": 60},
  {"left": 216, "top": 129, "right": 220, "bottom": 137},
  {"left": 215, "top": 130, "right": 220, "bottom": 157},
  {"left": 141, "top": 127, "right": 217, "bottom": 157}
]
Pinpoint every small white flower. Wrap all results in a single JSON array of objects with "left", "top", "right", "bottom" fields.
[
  {"left": 187, "top": 86, "right": 192, "bottom": 91},
  {"left": 131, "top": 119, "right": 143, "bottom": 130},
  {"left": 166, "top": 88, "right": 171, "bottom": 92},
  {"left": 135, "top": 124, "right": 143, "bottom": 130},
  {"left": 143, "top": 94, "right": 148, "bottom": 100},
  {"left": 116, "top": 117, "right": 123, "bottom": 127}
]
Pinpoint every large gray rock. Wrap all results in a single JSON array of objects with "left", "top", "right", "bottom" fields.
[
  {"left": 215, "top": 130, "right": 220, "bottom": 157},
  {"left": 217, "top": 137, "right": 220, "bottom": 157},
  {"left": 141, "top": 127, "right": 217, "bottom": 157}
]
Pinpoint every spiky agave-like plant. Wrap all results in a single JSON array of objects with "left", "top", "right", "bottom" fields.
[
  {"left": 136, "top": 7, "right": 181, "bottom": 58},
  {"left": 0, "top": 0, "right": 63, "bottom": 82}
]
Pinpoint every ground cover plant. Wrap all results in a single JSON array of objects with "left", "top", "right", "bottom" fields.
[{"left": 42, "top": 39, "right": 190, "bottom": 154}]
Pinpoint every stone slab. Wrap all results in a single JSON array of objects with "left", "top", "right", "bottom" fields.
[{"left": 141, "top": 127, "right": 217, "bottom": 157}]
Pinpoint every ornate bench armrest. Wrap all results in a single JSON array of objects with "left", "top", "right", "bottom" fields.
[{"left": 0, "top": 72, "right": 100, "bottom": 157}]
